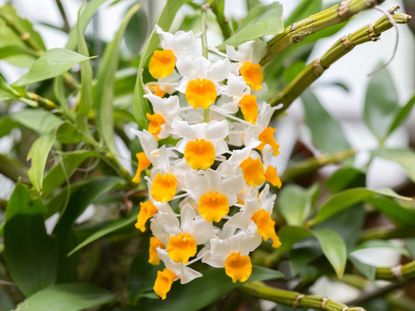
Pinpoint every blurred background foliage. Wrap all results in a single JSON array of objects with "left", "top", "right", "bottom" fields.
[{"left": 0, "top": 0, "right": 414, "bottom": 310}]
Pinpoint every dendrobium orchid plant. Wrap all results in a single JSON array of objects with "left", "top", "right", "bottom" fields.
[{"left": 132, "top": 27, "right": 282, "bottom": 300}]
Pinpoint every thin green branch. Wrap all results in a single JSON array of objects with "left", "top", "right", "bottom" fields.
[
  {"left": 376, "top": 260, "right": 415, "bottom": 281},
  {"left": 261, "top": 0, "right": 385, "bottom": 65},
  {"left": 0, "top": 154, "right": 28, "bottom": 183},
  {"left": 282, "top": 149, "right": 355, "bottom": 182},
  {"left": 240, "top": 281, "right": 366, "bottom": 311},
  {"left": 209, "top": 0, "right": 232, "bottom": 39},
  {"left": 55, "top": 0, "right": 70, "bottom": 33},
  {"left": 359, "top": 226, "right": 415, "bottom": 242},
  {"left": 270, "top": 7, "right": 411, "bottom": 113}
]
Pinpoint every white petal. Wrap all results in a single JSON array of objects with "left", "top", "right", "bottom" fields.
[
  {"left": 206, "top": 120, "right": 229, "bottom": 141},
  {"left": 207, "top": 58, "right": 231, "bottom": 82},
  {"left": 155, "top": 25, "right": 175, "bottom": 50}
]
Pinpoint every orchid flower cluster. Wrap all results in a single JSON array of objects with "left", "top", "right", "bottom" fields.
[{"left": 132, "top": 26, "right": 283, "bottom": 300}]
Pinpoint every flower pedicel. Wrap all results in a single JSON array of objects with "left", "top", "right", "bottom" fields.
[{"left": 133, "top": 26, "right": 283, "bottom": 300}]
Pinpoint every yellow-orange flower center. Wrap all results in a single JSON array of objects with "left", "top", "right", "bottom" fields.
[
  {"left": 198, "top": 191, "right": 229, "bottom": 222},
  {"left": 146, "top": 113, "right": 165, "bottom": 139},
  {"left": 240, "top": 157, "right": 265, "bottom": 187},
  {"left": 224, "top": 252, "right": 252, "bottom": 283},
  {"left": 185, "top": 78, "right": 217, "bottom": 109},
  {"left": 148, "top": 236, "right": 164, "bottom": 265},
  {"left": 151, "top": 173, "right": 177, "bottom": 202},
  {"left": 240, "top": 62, "right": 263, "bottom": 91},
  {"left": 239, "top": 94, "right": 258, "bottom": 123},
  {"left": 257, "top": 127, "right": 280, "bottom": 156},
  {"left": 153, "top": 268, "right": 176, "bottom": 300},
  {"left": 149, "top": 49, "right": 176, "bottom": 79},
  {"left": 135, "top": 201, "right": 158, "bottom": 232},
  {"left": 148, "top": 83, "right": 166, "bottom": 97},
  {"left": 132, "top": 152, "right": 151, "bottom": 184},
  {"left": 167, "top": 232, "right": 197, "bottom": 264},
  {"left": 251, "top": 209, "right": 281, "bottom": 248},
  {"left": 184, "top": 139, "right": 215, "bottom": 170},
  {"left": 265, "top": 166, "right": 282, "bottom": 188}
]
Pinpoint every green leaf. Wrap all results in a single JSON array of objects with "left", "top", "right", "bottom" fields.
[
  {"left": 75, "top": 6, "right": 93, "bottom": 134},
  {"left": 0, "top": 115, "right": 18, "bottom": 138},
  {"left": 406, "top": 239, "right": 415, "bottom": 258},
  {"left": 138, "top": 266, "right": 284, "bottom": 311},
  {"left": 127, "top": 246, "right": 159, "bottom": 303},
  {"left": 219, "top": 2, "right": 283, "bottom": 48},
  {"left": 285, "top": 0, "right": 322, "bottom": 25},
  {"left": 42, "top": 150, "right": 99, "bottom": 197},
  {"left": 349, "top": 255, "right": 376, "bottom": 280},
  {"left": 0, "top": 4, "right": 45, "bottom": 66},
  {"left": 14, "top": 283, "right": 115, "bottom": 311},
  {"left": 273, "top": 226, "right": 313, "bottom": 260},
  {"left": 325, "top": 167, "right": 366, "bottom": 192},
  {"left": 367, "top": 196, "right": 415, "bottom": 227},
  {"left": 312, "top": 188, "right": 411, "bottom": 225},
  {"left": 124, "top": 7, "right": 148, "bottom": 55},
  {"left": 68, "top": 214, "right": 135, "bottom": 256},
  {"left": 4, "top": 184, "right": 58, "bottom": 296},
  {"left": 278, "top": 184, "right": 317, "bottom": 226},
  {"left": 364, "top": 66, "right": 399, "bottom": 142},
  {"left": 14, "top": 48, "right": 89, "bottom": 86},
  {"left": 66, "top": 0, "right": 109, "bottom": 50},
  {"left": 0, "top": 45, "right": 37, "bottom": 60},
  {"left": 12, "top": 109, "right": 63, "bottom": 134},
  {"left": 373, "top": 148, "right": 415, "bottom": 183},
  {"left": 312, "top": 228, "right": 347, "bottom": 278},
  {"left": 27, "top": 131, "right": 56, "bottom": 192},
  {"left": 387, "top": 94, "right": 415, "bottom": 137},
  {"left": 133, "top": 0, "right": 190, "bottom": 128},
  {"left": 95, "top": 4, "right": 140, "bottom": 154},
  {"left": 302, "top": 90, "right": 351, "bottom": 153},
  {"left": 53, "top": 177, "right": 123, "bottom": 235}
]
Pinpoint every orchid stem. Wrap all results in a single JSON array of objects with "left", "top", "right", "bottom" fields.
[
  {"left": 240, "top": 281, "right": 366, "bottom": 311},
  {"left": 270, "top": 8, "right": 411, "bottom": 113}
]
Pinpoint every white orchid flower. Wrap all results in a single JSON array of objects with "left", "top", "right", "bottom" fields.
[
  {"left": 144, "top": 94, "right": 181, "bottom": 139},
  {"left": 176, "top": 56, "right": 231, "bottom": 110},
  {"left": 223, "top": 184, "right": 281, "bottom": 249},
  {"left": 201, "top": 224, "right": 261, "bottom": 283},
  {"left": 148, "top": 26, "right": 199, "bottom": 80},
  {"left": 172, "top": 119, "right": 229, "bottom": 170},
  {"left": 153, "top": 248, "right": 202, "bottom": 300},
  {"left": 150, "top": 204, "right": 216, "bottom": 264},
  {"left": 226, "top": 40, "right": 267, "bottom": 91},
  {"left": 183, "top": 169, "right": 244, "bottom": 222},
  {"left": 243, "top": 103, "right": 280, "bottom": 156}
]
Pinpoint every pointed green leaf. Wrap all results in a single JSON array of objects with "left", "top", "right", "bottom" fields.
[
  {"left": 219, "top": 2, "right": 283, "bottom": 48},
  {"left": 387, "top": 94, "right": 415, "bottom": 137},
  {"left": 95, "top": 4, "right": 140, "bottom": 154},
  {"left": 12, "top": 109, "right": 63, "bottom": 134},
  {"left": 42, "top": 150, "right": 99, "bottom": 197},
  {"left": 4, "top": 184, "right": 58, "bottom": 296},
  {"left": 14, "top": 283, "right": 115, "bottom": 311},
  {"left": 312, "top": 188, "right": 411, "bottom": 225},
  {"left": 14, "top": 48, "right": 89, "bottom": 86},
  {"left": 68, "top": 213, "right": 135, "bottom": 256},
  {"left": 278, "top": 184, "right": 317, "bottom": 226},
  {"left": 302, "top": 90, "right": 350, "bottom": 153},
  {"left": 312, "top": 228, "right": 347, "bottom": 278},
  {"left": 27, "top": 131, "right": 56, "bottom": 192},
  {"left": 364, "top": 66, "right": 399, "bottom": 142}
]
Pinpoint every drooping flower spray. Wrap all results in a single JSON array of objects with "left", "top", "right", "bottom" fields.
[{"left": 132, "top": 23, "right": 282, "bottom": 300}]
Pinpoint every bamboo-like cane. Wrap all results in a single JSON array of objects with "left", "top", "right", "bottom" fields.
[
  {"left": 270, "top": 7, "right": 411, "bottom": 113},
  {"left": 261, "top": 0, "right": 386, "bottom": 65}
]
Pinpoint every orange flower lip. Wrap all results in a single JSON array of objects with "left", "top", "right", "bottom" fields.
[
  {"left": 149, "top": 49, "right": 176, "bottom": 79},
  {"left": 185, "top": 78, "right": 217, "bottom": 109}
]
